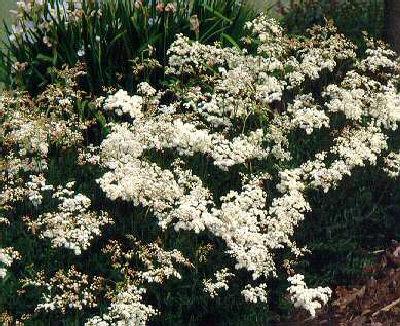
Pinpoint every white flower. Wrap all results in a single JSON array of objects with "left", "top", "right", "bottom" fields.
[
  {"left": 85, "top": 286, "right": 157, "bottom": 326},
  {"left": 103, "top": 90, "right": 144, "bottom": 119},
  {"left": 287, "top": 274, "right": 332, "bottom": 318},
  {"left": 25, "top": 184, "right": 113, "bottom": 254},
  {"left": 203, "top": 268, "right": 234, "bottom": 298},
  {"left": 242, "top": 283, "right": 268, "bottom": 304}
]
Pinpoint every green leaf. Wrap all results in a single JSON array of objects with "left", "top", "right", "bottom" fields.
[
  {"left": 36, "top": 53, "right": 54, "bottom": 63},
  {"left": 220, "top": 32, "right": 240, "bottom": 48},
  {"left": 201, "top": 3, "right": 233, "bottom": 23}
]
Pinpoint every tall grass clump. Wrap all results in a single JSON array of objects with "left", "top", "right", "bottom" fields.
[{"left": 0, "top": 0, "right": 255, "bottom": 94}]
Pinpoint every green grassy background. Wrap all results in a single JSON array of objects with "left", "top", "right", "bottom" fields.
[
  {"left": 0, "top": 0, "right": 15, "bottom": 25},
  {"left": 0, "top": 1, "right": 285, "bottom": 26}
]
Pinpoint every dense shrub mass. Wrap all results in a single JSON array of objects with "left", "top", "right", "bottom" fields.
[{"left": 1, "top": 1, "right": 400, "bottom": 325}]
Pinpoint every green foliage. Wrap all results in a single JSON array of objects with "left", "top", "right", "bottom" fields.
[
  {"left": 282, "top": 0, "right": 384, "bottom": 47},
  {"left": 0, "top": 0, "right": 15, "bottom": 26},
  {"left": 295, "top": 169, "right": 400, "bottom": 286},
  {"left": 0, "top": 0, "right": 256, "bottom": 95}
]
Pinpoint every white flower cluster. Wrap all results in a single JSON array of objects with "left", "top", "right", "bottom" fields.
[
  {"left": 103, "top": 90, "right": 144, "bottom": 119},
  {"left": 384, "top": 152, "right": 400, "bottom": 178},
  {"left": 99, "top": 158, "right": 213, "bottom": 234},
  {"left": 275, "top": 125, "right": 388, "bottom": 196},
  {"left": 358, "top": 46, "right": 399, "bottom": 74},
  {"left": 89, "top": 237, "right": 193, "bottom": 325},
  {"left": 205, "top": 176, "right": 274, "bottom": 280},
  {"left": 99, "top": 117, "right": 269, "bottom": 173},
  {"left": 203, "top": 268, "right": 235, "bottom": 298},
  {"left": 26, "top": 174, "right": 54, "bottom": 207},
  {"left": 25, "top": 182, "right": 113, "bottom": 255},
  {"left": 165, "top": 164, "right": 213, "bottom": 233},
  {"left": 23, "top": 266, "right": 103, "bottom": 313},
  {"left": 265, "top": 115, "right": 293, "bottom": 161},
  {"left": 241, "top": 283, "right": 268, "bottom": 304},
  {"left": 98, "top": 159, "right": 183, "bottom": 214},
  {"left": 331, "top": 125, "right": 387, "bottom": 167},
  {"left": 168, "top": 34, "right": 285, "bottom": 123},
  {"left": 289, "top": 24, "right": 356, "bottom": 88},
  {"left": 0, "top": 90, "right": 86, "bottom": 209},
  {"left": 211, "top": 129, "right": 269, "bottom": 171},
  {"left": 204, "top": 58, "right": 284, "bottom": 119},
  {"left": 137, "top": 81, "right": 158, "bottom": 98},
  {"left": 245, "top": 15, "right": 286, "bottom": 57},
  {"left": 288, "top": 94, "right": 330, "bottom": 134},
  {"left": 138, "top": 242, "right": 193, "bottom": 283},
  {"left": 9, "top": 120, "right": 49, "bottom": 158},
  {"left": 245, "top": 17, "right": 356, "bottom": 89},
  {"left": 166, "top": 34, "right": 240, "bottom": 76},
  {"left": 85, "top": 286, "right": 157, "bottom": 326},
  {"left": 0, "top": 247, "right": 21, "bottom": 279},
  {"left": 325, "top": 70, "right": 400, "bottom": 129},
  {"left": 287, "top": 274, "right": 332, "bottom": 317}
]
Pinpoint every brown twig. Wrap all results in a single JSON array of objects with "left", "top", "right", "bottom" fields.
[{"left": 372, "top": 297, "right": 400, "bottom": 317}]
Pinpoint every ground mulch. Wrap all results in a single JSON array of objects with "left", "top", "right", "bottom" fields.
[{"left": 281, "top": 242, "right": 400, "bottom": 326}]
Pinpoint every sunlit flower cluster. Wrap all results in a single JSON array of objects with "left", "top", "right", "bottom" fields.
[
  {"left": 22, "top": 267, "right": 104, "bottom": 313},
  {"left": 85, "top": 285, "right": 157, "bottom": 326},
  {"left": 241, "top": 283, "right": 269, "bottom": 304},
  {"left": 24, "top": 182, "right": 113, "bottom": 255},
  {"left": 203, "top": 268, "right": 234, "bottom": 298},
  {"left": 103, "top": 89, "right": 144, "bottom": 119},
  {"left": 0, "top": 247, "right": 21, "bottom": 279},
  {"left": 384, "top": 151, "right": 400, "bottom": 178},
  {"left": 287, "top": 274, "right": 332, "bottom": 317}
]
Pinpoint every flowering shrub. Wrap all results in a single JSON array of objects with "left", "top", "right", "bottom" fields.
[{"left": 1, "top": 11, "right": 400, "bottom": 324}]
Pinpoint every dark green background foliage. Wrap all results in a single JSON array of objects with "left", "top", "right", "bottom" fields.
[{"left": 283, "top": 0, "right": 384, "bottom": 48}]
